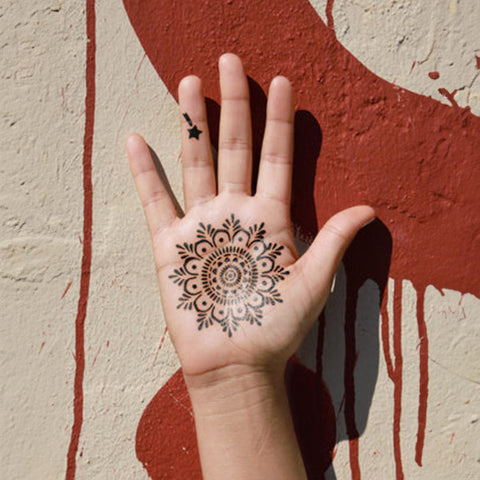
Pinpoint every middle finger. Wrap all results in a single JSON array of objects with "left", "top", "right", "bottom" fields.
[{"left": 217, "top": 53, "right": 252, "bottom": 195}]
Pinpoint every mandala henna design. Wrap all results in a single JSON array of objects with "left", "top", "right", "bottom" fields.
[{"left": 168, "top": 214, "right": 289, "bottom": 336}]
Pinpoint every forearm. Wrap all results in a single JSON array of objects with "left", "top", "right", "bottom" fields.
[{"left": 185, "top": 365, "right": 307, "bottom": 480}]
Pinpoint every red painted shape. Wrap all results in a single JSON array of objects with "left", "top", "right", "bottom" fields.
[
  {"left": 326, "top": 0, "right": 335, "bottom": 29},
  {"left": 428, "top": 71, "right": 440, "bottom": 80},
  {"left": 122, "top": 0, "right": 480, "bottom": 477},
  {"left": 136, "top": 370, "right": 202, "bottom": 480},
  {"left": 123, "top": 0, "right": 480, "bottom": 298},
  {"left": 415, "top": 287, "right": 428, "bottom": 467},
  {"left": 65, "top": 1, "right": 95, "bottom": 478},
  {"left": 476, "top": 55, "right": 480, "bottom": 70}
]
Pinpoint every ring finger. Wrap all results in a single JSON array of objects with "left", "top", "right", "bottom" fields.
[{"left": 179, "top": 75, "right": 216, "bottom": 211}]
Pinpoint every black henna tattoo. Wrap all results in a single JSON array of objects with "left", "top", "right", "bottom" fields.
[
  {"left": 168, "top": 214, "right": 289, "bottom": 337},
  {"left": 183, "top": 112, "right": 202, "bottom": 140}
]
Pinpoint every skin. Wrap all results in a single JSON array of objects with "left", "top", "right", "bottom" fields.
[{"left": 126, "top": 53, "right": 375, "bottom": 480}]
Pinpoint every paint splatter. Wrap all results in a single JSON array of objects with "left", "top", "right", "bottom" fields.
[
  {"left": 428, "top": 71, "right": 440, "bottom": 80},
  {"left": 65, "top": 1, "right": 96, "bottom": 479}
]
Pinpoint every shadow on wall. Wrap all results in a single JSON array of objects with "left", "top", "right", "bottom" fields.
[
  {"left": 289, "top": 218, "right": 391, "bottom": 479},
  {"left": 286, "top": 95, "right": 392, "bottom": 478},
  {"left": 135, "top": 79, "right": 392, "bottom": 480}
]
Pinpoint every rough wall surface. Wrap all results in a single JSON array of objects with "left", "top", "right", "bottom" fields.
[{"left": 1, "top": 1, "right": 479, "bottom": 479}]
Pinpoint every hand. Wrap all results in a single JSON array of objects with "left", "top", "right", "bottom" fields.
[{"left": 126, "top": 53, "right": 374, "bottom": 386}]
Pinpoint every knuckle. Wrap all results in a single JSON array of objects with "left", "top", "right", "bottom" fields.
[
  {"left": 262, "top": 152, "right": 291, "bottom": 165},
  {"left": 183, "top": 155, "right": 212, "bottom": 169},
  {"left": 322, "top": 221, "right": 349, "bottom": 242},
  {"left": 255, "top": 191, "right": 289, "bottom": 206},
  {"left": 141, "top": 190, "right": 167, "bottom": 209},
  {"left": 219, "top": 136, "right": 251, "bottom": 152},
  {"left": 133, "top": 168, "right": 155, "bottom": 181}
]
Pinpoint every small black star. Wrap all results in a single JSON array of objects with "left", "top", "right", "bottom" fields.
[{"left": 188, "top": 124, "right": 203, "bottom": 140}]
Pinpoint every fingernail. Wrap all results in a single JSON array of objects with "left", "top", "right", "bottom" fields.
[{"left": 362, "top": 217, "right": 376, "bottom": 228}]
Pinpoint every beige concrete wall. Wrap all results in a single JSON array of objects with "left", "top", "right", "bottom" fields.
[{"left": 1, "top": 1, "right": 478, "bottom": 479}]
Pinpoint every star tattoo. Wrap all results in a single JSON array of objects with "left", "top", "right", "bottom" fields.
[{"left": 183, "top": 112, "right": 203, "bottom": 140}]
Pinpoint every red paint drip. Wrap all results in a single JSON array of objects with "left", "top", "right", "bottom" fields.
[
  {"left": 65, "top": 1, "right": 95, "bottom": 479},
  {"left": 344, "top": 285, "right": 361, "bottom": 480},
  {"left": 392, "top": 281, "right": 404, "bottom": 480},
  {"left": 476, "top": 55, "right": 480, "bottom": 70},
  {"left": 428, "top": 71, "right": 439, "bottom": 80},
  {"left": 381, "top": 282, "right": 404, "bottom": 480},
  {"left": 415, "top": 286, "right": 428, "bottom": 466},
  {"left": 381, "top": 293, "right": 394, "bottom": 382},
  {"left": 326, "top": 0, "right": 335, "bottom": 29},
  {"left": 438, "top": 88, "right": 459, "bottom": 109}
]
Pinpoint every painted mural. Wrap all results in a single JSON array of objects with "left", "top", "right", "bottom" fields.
[
  {"left": 123, "top": 1, "right": 479, "bottom": 478},
  {"left": 1, "top": 1, "right": 479, "bottom": 479}
]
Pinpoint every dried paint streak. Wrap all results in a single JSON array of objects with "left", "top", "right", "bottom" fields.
[
  {"left": 152, "top": 326, "right": 169, "bottom": 366},
  {"left": 392, "top": 281, "right": 404, "bottom": 480},
  {"left": 65, "top": 1, "right": 95, "bottom": 479},
  {"left": 61, "top": 280, "right": 73, "bottom": 299},
  {"left": 381, "top": 282, "right": 404, "bottom": 480},
  {"left": 415, "top": 287, "right": 428, "bottom": 466},
  {"left": 381, "top": 295, "right": 394, "bottom": 383},
  {"left": 344, "top": 285, "right": 360, "bottom": 480},
  {"left": 326, "top": 0, "right": 335, "bottom": 29}
]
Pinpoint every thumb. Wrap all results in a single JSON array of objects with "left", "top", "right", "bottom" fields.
[{"left": 292, "top": 205, "right": 375, "bottom": 313}]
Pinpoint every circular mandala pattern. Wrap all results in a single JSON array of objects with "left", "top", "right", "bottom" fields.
[
  {"left": 201, "top": 246, "right": 258, "bottom": 304},
  {"left": 168, "top": 214, "right": 289, "bottom": 337}
]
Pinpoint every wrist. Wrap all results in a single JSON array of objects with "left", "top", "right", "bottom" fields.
[
  {"left": 184, "top": 363, "right": 307, "bottom": 480},
  {"left": 184, "top": 363, "right": 287, "bottom": 416}
]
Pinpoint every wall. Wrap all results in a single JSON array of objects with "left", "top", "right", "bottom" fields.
[{"left": 1, "top": 1, "right": 479, "bottom": 479}]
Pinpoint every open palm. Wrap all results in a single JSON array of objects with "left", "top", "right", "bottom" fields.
[{"left": 126, "top": 54, "right": 374, "bottom": 380}]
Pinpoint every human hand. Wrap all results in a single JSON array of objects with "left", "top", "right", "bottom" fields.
[{"left": 126, "top": 53, "right": 374, "bottom": 387}]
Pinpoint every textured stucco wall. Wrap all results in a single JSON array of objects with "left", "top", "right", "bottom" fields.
[{"left": 1, "top": 1, "right": 479, "bottom": 479}]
